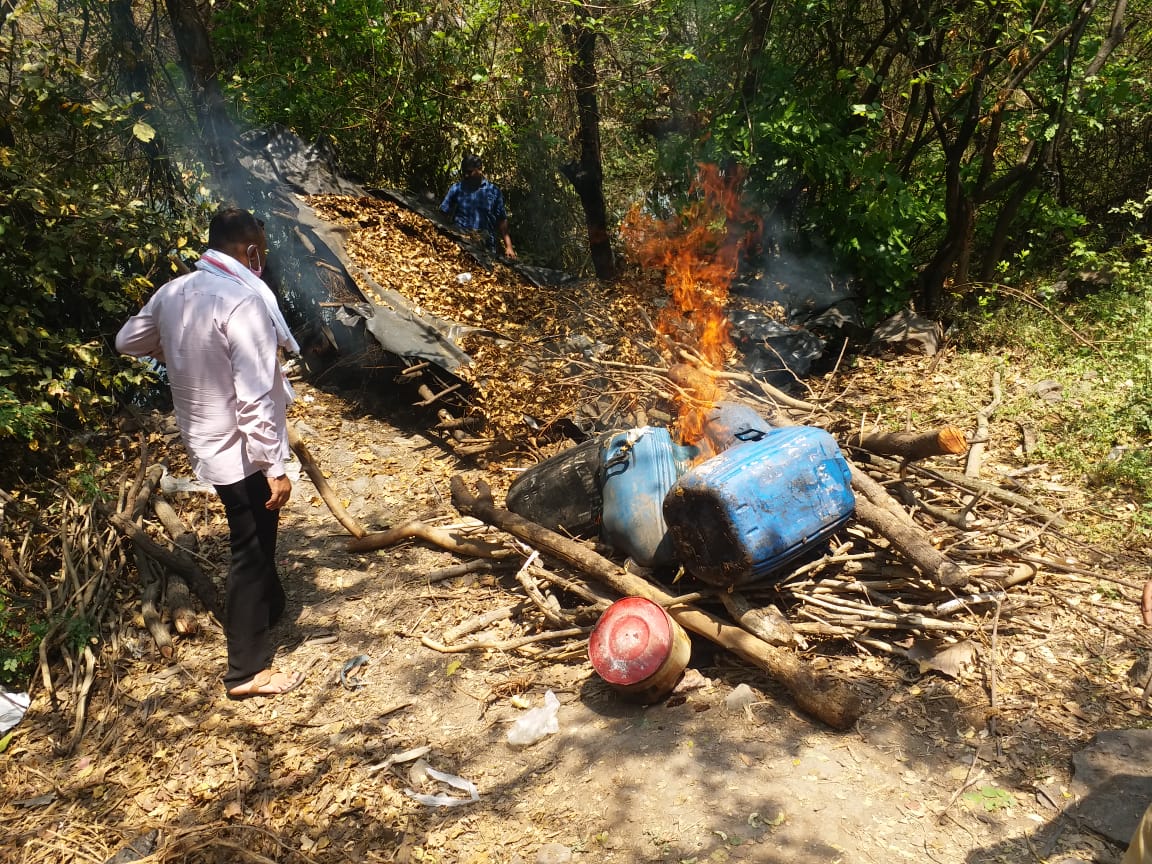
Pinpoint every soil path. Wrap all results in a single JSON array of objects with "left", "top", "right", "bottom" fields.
[{"left": 1, "top": 373, "right": 1146, "bottom": 864}]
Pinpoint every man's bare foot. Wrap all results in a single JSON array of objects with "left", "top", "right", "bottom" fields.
[{"left": 226, "top": 669, "right": 305, "bottom": 700}]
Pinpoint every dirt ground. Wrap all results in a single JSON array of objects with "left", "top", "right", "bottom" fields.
[{"left": 3, "top": 354, "right": 1152, "bottom": 864}]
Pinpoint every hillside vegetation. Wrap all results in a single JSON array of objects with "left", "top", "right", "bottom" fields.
[{"left": 1, "top": 0, "right": 1150, "bottom": 691}]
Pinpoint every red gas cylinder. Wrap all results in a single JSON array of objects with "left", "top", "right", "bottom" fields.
[{"left": 588, "top": 597, "right": 691, "bottom": 703}]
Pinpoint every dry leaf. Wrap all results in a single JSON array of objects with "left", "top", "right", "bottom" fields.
[
  {"left": 1062, "top": 700, "right": 1092, "bottom": 721},
  {"left": 909, "top": 638, "right": 978, "bottom": 679}
]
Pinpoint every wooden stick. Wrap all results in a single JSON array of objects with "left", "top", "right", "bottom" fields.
[
  {"left": 129, "top": 464, "right": 166, "bottom": 521},
  {"left": 137, "top": 551, "right": 174, "bottom": 659},
  {"left": 421, "top": 627, "right": 589, "bottom": 654},
  {"left": 442, "top": 604, "right": 522, "bottom": 644},
  {"left": 529, "top": 562, "right": 613, "bottom": 610},
  {"left": 935, "top": 591, "right": 1008, "bottom": 615},
  {"left": 414, "top": 383, "right": 462, "bottom": 407},
  {"left": 797, "top": 592, "right": 981, "bottom": 632},
  {"left": 911, "top": 467, "right": 1069, "bottom": 528},
  {"left": 986, "top": 602, "right": 1003, "bottom": 756},
  {"left": 668, "top": 359, "right": 819, "bottom": 413},
  {"left": 852, "top": 495, "right": 969, "bottom": 588},
  {"left": 426, "top": 559, "right": 516, "bottom": 583},
  {"left": 515, "top": 552, "right": 578, "bottom": 628},
  {"left": 966, "top": 371, "right": 1001, "bottom": 478},
  {"left": 288, "top": 422, "right": 368, "bottom": 538},
  {"left": 416, "top": 383, "right": 470, "bottom": 444},
  {"left": 58, "top": 645, "right": 97, "bottom": 756},
  {"left": 450, "top": 476, "right": 864, "bottom": 730},
  {"left": 347, "top": 518, "right": 512, "bottom": 558},
  {"left": 892, "top": 483, "right": 971, "bottom": 530}
]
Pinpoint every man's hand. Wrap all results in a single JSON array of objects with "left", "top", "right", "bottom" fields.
[
  {"left": 1142, "top": 578, "right": 1152, "bottom": 627},
  {"left": 266, "top": 475, "right": 292, "bottom": 510}
]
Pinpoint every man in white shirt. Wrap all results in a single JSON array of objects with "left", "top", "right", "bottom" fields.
[{"left": 117, "top": 207, "right": 304, "bottom": 699}]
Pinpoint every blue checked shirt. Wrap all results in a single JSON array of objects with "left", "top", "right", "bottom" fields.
[{"left": 440, "top": 179, "right": 508, "bottom": 250}]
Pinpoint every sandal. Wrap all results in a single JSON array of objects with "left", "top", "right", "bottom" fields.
[{"left": 226, "top": 668, "right": 305, "bottom": 701}]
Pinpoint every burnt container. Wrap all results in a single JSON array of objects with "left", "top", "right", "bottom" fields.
[
  {"left": 600, "top": 427, "right": 698, "bottom": 567},
  {"left": 588, "top": 596, "right": 692, "bottom": 703},
  {"left": 663, "top": 426, "right": 856, "bottom": 586},
  {"left": 505, "top": 432, "right": 614, "bottom": 537},
  {"left": 698, "top": 401, "right": 774, "bottom": 458}
]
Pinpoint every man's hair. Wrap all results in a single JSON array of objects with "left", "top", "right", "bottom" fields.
[
  {"left": 208, "top": 207, "right": 264, "bottom": 250},
  {"left": 461, "top": 153, "right": 484, "bottom": 175}
]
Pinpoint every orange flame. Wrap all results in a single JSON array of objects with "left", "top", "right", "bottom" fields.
[{"left": 622, "top": 164, "right": 760, "bottom": 446}]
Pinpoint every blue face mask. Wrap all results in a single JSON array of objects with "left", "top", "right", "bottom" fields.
[{"left": 246, "top": 244, "right": 264, "bottom": 278}]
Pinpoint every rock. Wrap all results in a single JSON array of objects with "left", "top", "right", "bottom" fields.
[
  {"left": 102, "top": 830, "right": 159, "bottom": 864},
  {"left": 1033, "top": 379, "right": 1063, "bottom": 402},
  {"left": 1068, "top": 729, "right": 1152, "bottom": 844},
  {"left": 870, "top": 310, "right": 943, "bottom": 356},
  {"left": 535, "top": 842, "right": 572, "bottom": 864}
]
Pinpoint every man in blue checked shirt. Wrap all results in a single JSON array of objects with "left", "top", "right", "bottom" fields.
[{"left": 440, "top": 153, "right": 516, "bottom": 259}]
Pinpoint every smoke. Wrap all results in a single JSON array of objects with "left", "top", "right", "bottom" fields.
[
  {"left": 742, "top": 214, "right": 859, "bottom": 323},
  {"left": 727, "top": 214, "right": 864, "bottom": 389}
]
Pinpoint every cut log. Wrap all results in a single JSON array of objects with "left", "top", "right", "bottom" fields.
[
  {"left": 450, "top": 476, "right": 864, "bottom": 730},
  {"left": 164, "top": 575, "right": 199, "bottom": 637},
  {"left": 847, "top": 427, "right": 968, "bottom": 462},
  {"left": 288, "top": 422, "right": 367, "bottom": 538},
  {"left": 719, "top": 592, "right": 796, "bottom": 646},
  {"left": 151, "top": 496, "right": 201, "bottom": 635}
]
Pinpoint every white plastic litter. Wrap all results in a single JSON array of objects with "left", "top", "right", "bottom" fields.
[
  {"left": 404, "top": 765, "right": 479, "bottom": 808},
  {"left": 158, "top": 461, "right": 301, "bottom": 495},
  {"left": 366, "top": 744, "right": 432, "bottom": 775},
  {"left": 725, "top": 682, "right": 757, "bottom": 714},
  {"left": 456, "top": 272, "right": 473, "bottom": 283},
  {"left": 0, "top": 689, "right": 31, "bottom": 735},
  {"left": 506, "top": 689, "right": 561, "bottom": 747}
]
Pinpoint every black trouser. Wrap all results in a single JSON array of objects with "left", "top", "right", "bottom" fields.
[{"left": 214, "top": 472, "right": 286, "bottom": 689}]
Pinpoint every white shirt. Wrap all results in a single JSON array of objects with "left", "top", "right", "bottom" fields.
[{"left": 116, "top": 268, "right": 291, "bottom": 485}]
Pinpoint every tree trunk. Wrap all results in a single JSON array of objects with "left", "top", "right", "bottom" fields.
[
  {"left": 109, "top": 0, "right": 180, "bottom": 198},
  {"left": 0, "top": 1, "right": 15, "bottom": 147},
  {"left": 163, "top": 0, "right": 238, "bottom": 178},
  {"left": 739, "top": 0, "right": 776, "bottom": 110},
  {"left": 561, "top": 4, "right": 616, "bottom": 280}
]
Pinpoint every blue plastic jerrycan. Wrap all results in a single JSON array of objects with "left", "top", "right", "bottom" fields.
[
  {"left": 699, "top": 401, "right": 774, "bottom": 458},
  {"left": 600, "top": 427, "right": 699, "bottom": 567},
  {"left": 663, "top": 425, "right": 856, "bottom": 586}
]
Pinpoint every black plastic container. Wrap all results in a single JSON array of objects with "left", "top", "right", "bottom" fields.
[{"left": 505, "top": 433, "right": 614, "bottom": 537}]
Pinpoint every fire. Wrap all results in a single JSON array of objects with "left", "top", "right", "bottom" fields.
[{"left": 621, "top": 164, "right": 760, "bottom": 446}]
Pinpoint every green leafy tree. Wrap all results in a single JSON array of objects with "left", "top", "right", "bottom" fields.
[
  {"left": 0, "top": 1, "right": 207, "bottom": 482},
  {"left": 693, "top": 0, "right": 1144, "bottom": 315}
]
